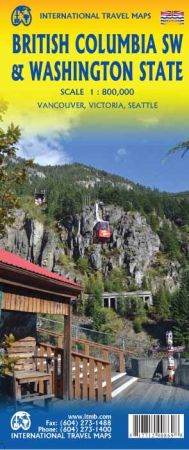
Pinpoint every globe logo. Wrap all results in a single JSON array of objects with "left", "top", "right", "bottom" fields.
[
  {"left": 11, "top": 411, "right": 31, "bottom": 431},
  {"left": 11, "top": 6, "right": 32, "bottom": 26}
]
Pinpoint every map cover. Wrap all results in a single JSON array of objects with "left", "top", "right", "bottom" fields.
[{"left": 0, "top": 1, "right": 188, "bottom": 449}]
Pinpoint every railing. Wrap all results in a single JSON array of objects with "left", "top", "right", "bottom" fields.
[
  {"left": 72, "top": 352, "right": 111, "bottom": 401},
  {"left": 72, "top": 338, "right": 125, "bottom": 373},
  {"left": 38, "top": 316, "right": 126, "bottom": 350},
  {"left": 38, "top": 328, "right": 125, "bottom": 373},
  {"left": 38, "top": 316, "right": 151, "bottom": 356},
  {"left": 38, "top": 329, "right": 64, "bottom": 348},
  {"left": 37, "top": 342, "right": 64, "bottom": 398},
  {"left": 37, "top": 342, "right": 112, "bottom": 401}
]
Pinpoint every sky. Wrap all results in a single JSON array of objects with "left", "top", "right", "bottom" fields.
[
  {"left": 2, "top": 0, "right": 189, "bottom": 195},
  {"left": 18, "top": 121, "right": 189, "bottom": 194},
  {"left": 3, "top": 0, "right": 188, "bottom": 194}
]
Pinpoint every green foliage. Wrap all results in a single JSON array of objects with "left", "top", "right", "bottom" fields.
[
  {"left": 0, "top": 334, "right": 18, "bottom": 375},
  {"left": 147, "top": 211, "right": 160, "bottom": 233},
  {"left": 76, "top": 257, "right": 89, "bottom": 274},
  {"left": 8, "top": 157, "right": 189, "bottom": 280},
  {"left": 58, "top": 190, "right": 83, "bottom": 218},
  {"left": 58, "top": 254, "right": 72, "bottom": 266},
  {"left": 117, "top": 296, "right": 147, "bottom": 320},
  {"left": 182, "top": 224, "right": 189, "bottom": 234},
  {"left": 84, "top": 273, "right": 104, "bottom": 315},
  {"left": 92, "top": 306, "right": 123, "bottom": 341},
  {"left": 133, "top": 317, "right": 143, "bottom": 333},
  {"left": 116, "top": 296, "right": 130, "bottom": 317},
  {"left": 38, "top": 315, "right": 64, "bottom": 345},
  {"left": 153, "top": 287, "right": 170, "bottom": 320},
  {"left": 171, "top": 270, "right": 189, "bottom": 345},
  {"left": 0, "top": 102, "right": 33, "bottom": 235},
  {"left": 182, "top": 351, "right": 189, "bottom": 359},
  {"left": 19, "top": 196, "right": 46, "bottom": 223},
  {"left": 117, "top": 296, "right": 147, "bottom": 333},
  {"left": 153, "top": 253, "right": 169, "bottom": 274},
  {"left": 141, "top": 276, "right": 149, "bottom": 290},
  {"left": 168, "top": 140, "right": 189, "bottom": 158},
  {"left": 11, "top": 157, "right": 189, "bottom": 232},
  {"left": 117, "top": 296, "right": 147, "bottom": 334},
  {"left": 132, "top": 297, "right": 147, "bottom": 319},
  {"left": 158, "top": 223, "right": 181, "bottom": 259},
  {"left": 84, "top": 272, "right": 104, "bottom": 296},
  {"left": 73, "top": 296, "right": 85, "bottom": 316},
  {"left": 104, "top": 269, "right": 125, "bottom": 292},
  {"left": 5, "top": 136, "right": 189, "bottom": 290}
]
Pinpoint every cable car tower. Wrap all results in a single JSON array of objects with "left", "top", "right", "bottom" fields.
[{"left": 93, "top": 201, "right": 111, "bottom": 243}]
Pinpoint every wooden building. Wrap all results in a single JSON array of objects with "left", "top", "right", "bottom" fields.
[
  {"left": 0, "top": 249, "right": 82, "bottom": 401},
  {"left": 0, "top": 249, "right": 124, "bottom": 403}
]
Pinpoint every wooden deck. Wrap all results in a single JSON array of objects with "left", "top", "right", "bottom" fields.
[
  {"left": 113, "top": 379, "right": 189, "bottom": 409},
  {"left": 2, "top": 378, "right": 189, "bottom": 412}
]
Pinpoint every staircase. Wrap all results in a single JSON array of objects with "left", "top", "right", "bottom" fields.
[
  {"left": 38, "top": 329, "right": 138, "bottom": 402},
  {"left": 71, "top": 364, "right": 138, "bottom": 402},
  {"left": 111, "top": 372, "right": 138, "bottom": 399}
]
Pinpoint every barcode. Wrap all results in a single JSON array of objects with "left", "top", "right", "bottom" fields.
[{"left": 128, "top": 414, "right": 184, "bottom": 438}]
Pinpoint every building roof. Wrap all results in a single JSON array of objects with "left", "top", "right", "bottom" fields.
[{"left": 0, "top": 249, "right": 82, "bottom": 293}]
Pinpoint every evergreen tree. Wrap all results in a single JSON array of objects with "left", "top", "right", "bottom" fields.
[
  {"left": 0, "top": 101, "right": 32, "bottom": 235},
  {"left": 92, "top": 306, "right": 123, "bottom": 343},
  {"left": 104, "top": 269, "right": 125, "bottom": 292},
  {"left": 158, "top": 223, "right": 180, "bottom": 259},
  {"left": 169, "top": 140, "right": 189, "bottom": 158},
  {"left": 84, "top": 273, "right": 104, "bottom": 316},
  {"left": 154, "top": 287, "right": 170, "bottom": 320},
  {"left": 171, "top": 270, "right": 189, "bottom": 345}
]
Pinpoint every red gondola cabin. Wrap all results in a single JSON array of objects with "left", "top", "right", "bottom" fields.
[{"left": 93, "top": 221, "right": 111, "bottom": 242}]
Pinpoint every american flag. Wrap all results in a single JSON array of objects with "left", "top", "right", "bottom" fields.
[{"left": 161, "top": 11, "right": 184, "bottom": 24}]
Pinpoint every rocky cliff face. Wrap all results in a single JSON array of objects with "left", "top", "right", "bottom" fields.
[
  {"left": 0, "top": 209, "right": 61, "bottom": 272},
  {"left": 0, "top": 206, "right": 180, "bottom": 291},
  {"left": 55, "top": 206, "right": 165, "bottom": 289}
]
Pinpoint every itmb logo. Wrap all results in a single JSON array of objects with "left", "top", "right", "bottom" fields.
[
  {"left": 11, "top": 5, "right": 32, "bottom": 26},
  {"left": 11, "top": 411, "right": 31, "bottom": 431}
]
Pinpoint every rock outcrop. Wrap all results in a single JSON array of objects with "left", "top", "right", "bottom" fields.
[{"left": 0, "top": 205, "right": 181, "bottom": 290}]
